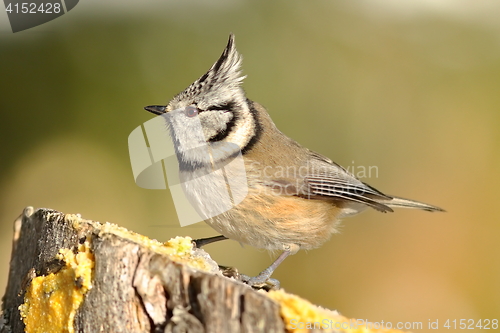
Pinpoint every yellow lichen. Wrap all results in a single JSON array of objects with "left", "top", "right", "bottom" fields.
[
  {"left": 19, "top": 241, "right": 94, "bottom": 333},
  {"left": 268, "top": 289, "right": 408, "bottom": 333},
  {"left": 164, "top": 235, "right": 194, "bottom": 256},
  {"left": 67, "top": 214, "right": 214, "bottom": 272}
]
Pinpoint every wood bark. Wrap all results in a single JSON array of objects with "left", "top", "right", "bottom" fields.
[{"left": 1, "top": 207, "right": 285, "bottom": 333}]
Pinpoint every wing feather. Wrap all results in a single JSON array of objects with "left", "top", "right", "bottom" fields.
[{"left": 304, "top": 174, "right": 393, "bottom": 212}]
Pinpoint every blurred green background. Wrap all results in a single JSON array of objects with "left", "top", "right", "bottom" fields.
[{"left": 1, "top": 1, "right": 499, "bottom": 331}]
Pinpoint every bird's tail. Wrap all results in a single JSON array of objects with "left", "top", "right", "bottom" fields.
[{"left": 378, "top": 196, "right": 445, "bottom": 212}]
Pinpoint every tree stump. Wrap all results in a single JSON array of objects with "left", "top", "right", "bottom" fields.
[{"left": 1, "top": 207, "right": 407, "bottom": 333}]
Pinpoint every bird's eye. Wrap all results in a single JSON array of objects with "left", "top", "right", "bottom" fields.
[{"left": 184, "top": 106, "right": 199, "bottom": 118}]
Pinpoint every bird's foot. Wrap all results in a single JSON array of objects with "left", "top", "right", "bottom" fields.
[
  {"left": 218, "top": 266, "right": 280, "bottom": 291},
  {"left": 241, "top": 273, "right": 280, "bottom": 291}
]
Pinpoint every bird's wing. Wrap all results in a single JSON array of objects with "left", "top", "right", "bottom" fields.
[{"left": 301, "top": 152, "right": 394, "bottom": 212}]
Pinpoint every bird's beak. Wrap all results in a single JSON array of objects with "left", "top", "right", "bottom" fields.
[{"left": 144, "top": 105, "right": 167, "bottom": 115}]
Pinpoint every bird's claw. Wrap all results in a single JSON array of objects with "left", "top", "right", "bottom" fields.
[
  {"left": 218, "top": 266, "right": 280, "bottom": 290},
  {"left": 240, "top": 274, "right": 280, "bottom": 291}
]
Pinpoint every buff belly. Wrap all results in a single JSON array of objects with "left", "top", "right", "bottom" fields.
[{"left": 206, "top": 189, "right": 343, "bottom": 251}]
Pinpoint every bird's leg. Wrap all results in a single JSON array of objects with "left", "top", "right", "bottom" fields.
[
  {"left": 242, "top": 250, "right": 292, "bottom": 290},
  {"left": 193, "top": 236, "right": 240, "bottom": 282},
  {"left": 193, "top": 235, "right": 228, "bottom": 248},
  {"left": 242, "top": 244, "right": 299, "bottom": 289}
]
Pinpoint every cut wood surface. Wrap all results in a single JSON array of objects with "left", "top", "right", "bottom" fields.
[{"left": 1, "top": 207, "right": 408, "bottom": 333}]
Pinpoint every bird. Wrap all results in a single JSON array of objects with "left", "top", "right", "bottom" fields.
[{"left": 144, "top": 34, "right": 444, "bottom": 289}]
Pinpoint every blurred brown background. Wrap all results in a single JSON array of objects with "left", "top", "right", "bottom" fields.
[{"left": 1, "top": 1, "right": 499, "bottom": 331}]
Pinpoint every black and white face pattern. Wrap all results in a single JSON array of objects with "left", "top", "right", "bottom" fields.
[
  {"left": 175, "top": 102, "right": 238, "bottom": 144},
  {"left": 159, "top": 34, "right": 260, "bottom": 168},
  {"left": 150, "top": 34, "right": 259, "bottom": 171},
  {"left": 163, "top": 103, "right": 237, "bottom": 168}
]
